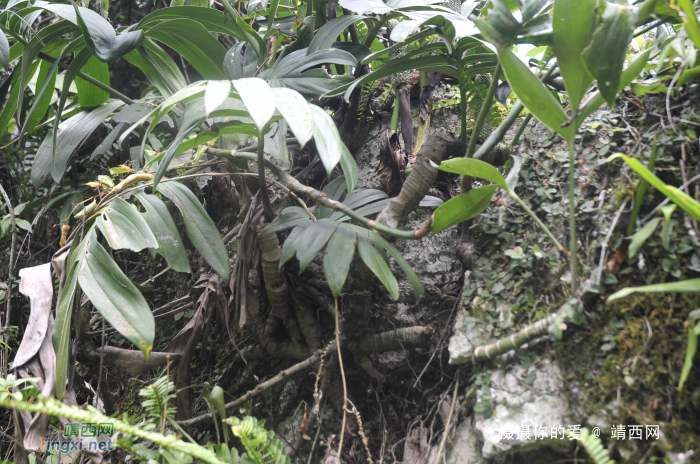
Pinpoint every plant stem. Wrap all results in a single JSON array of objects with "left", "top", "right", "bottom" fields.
[
  {"left": 509, "top": 190, "right": 564, "bottom": 253},
  {"left": 511, "top": 112, "right": 533, "bottom": 146},
  {"left": 362, "top": 17, "right": 383, "bottom": 48},
  {"left": 0, "top": 182, "right": 15, "bottom": 376},
  {"left": 627, "top": 138, "right": 658, "bottom": 236},
  {"left": 466, "top": 64, "right": 502, "bottom": 158},
  {"left": 390, "top": 92, "right": 400, "bottom": 131},
  {"left": 459, "top": 84, "right": 468, "bottom": 143},
  {"left": 568, "top": 139, "right": 578, "bottom": 293},
  {"left": 257, "top": 136, "right": 274, "bottom": 222}
]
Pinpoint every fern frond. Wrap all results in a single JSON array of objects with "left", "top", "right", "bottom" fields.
[
  {"left": 568, "top": 428, "right": 615, "bottom": 464},
  {"left": 139, "top": 377, "right": 176, "bottom": 425},
  {"left": 226, "top": 416, "right": 291, "bottom": 464}
]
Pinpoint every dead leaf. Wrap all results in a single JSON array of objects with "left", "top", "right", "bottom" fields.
[{"left": 14, "top": 264, "right": 53, "bottom": 368}]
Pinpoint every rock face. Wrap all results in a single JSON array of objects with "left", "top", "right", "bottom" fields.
[{"left": 474, "top": 359, "right": 570, "bottom": 459}]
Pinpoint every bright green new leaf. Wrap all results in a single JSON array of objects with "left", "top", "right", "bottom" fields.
[
  {"left": 204, "top": 80, "right": 231, "bottom": 117},
  {"left": 323, "top": 224, "right": 356, "bottom": 297},
  {"left": 133, "top": 191, "right": 192, "bottom": 273},
  {"left": 157, "top": 181, "right": 230, "bottom": 280},
  {"left": 96, "top": 197, "right": 158, "bottom": 252},
  {"left": 436, "top": 158, "right": 507, "bottom": 189},
  {"left": 606, "top": 279, "right": 700, "bottom": 304},
  {"left": 75, "top": 56, "right": 110, "bottom": 107},
  {"left": 631, "top": 81, "right": 668, "bottom": 96},
  {"left": 678, "top": 0, "right": 700, "bottom": 51},
  {"left": 433, "top": 185, "right": 498, "bottom": 234},
  {"left": 608, "top": 154, "right": 700, "bottom": 222},
  {"left": 628, "top": 217, "right": 661, "bottom": 259},
  {"left": 582, "top": 2, "right": 638, "bottom": 107},
  {"left": 78, "top": 237, "right": 155, "bottom": 359},
  {"left": 296, "top": 219, "right": 339, "bottom": 272},
  {"left": 679, "top": 327, "right": 697, "bottom": 393},
  {"left": 357, "top": 236, "right": 399, "bottom": 300},
  {"left": 232, "top": 78, "right": 275, "bottom": 134},
  {"left": 498, "top": 48, "right": 573, "bottom": 140}
]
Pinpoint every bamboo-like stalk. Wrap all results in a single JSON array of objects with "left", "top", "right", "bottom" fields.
[
  {"left": 568, "top": 140, "right": 578, "bottom": 293},
  {"left": 473, "top": 311, "right": 561, "bottom": 361},
  {"left": 511, "top": 113, "right": 533, "bottom": 146},
  {"left": 466, "top": 64, "right": 502, "bottom": 158}
]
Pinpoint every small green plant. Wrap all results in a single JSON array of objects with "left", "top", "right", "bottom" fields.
[
  {"left": 567, "top": 428, "right": 615, "bottom": 464},
  {"left": 225, "top": 416, "right": 291, "bottom": 464}
]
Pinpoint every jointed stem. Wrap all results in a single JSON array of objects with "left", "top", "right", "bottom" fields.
[
  {"left": 466, "top": 64, "right": 502, "bottom": 158},
  {"left": 257, "top": 136, "right": 274, "bottom": 222}
]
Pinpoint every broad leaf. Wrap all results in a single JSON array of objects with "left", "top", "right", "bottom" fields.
[
  {"left": 432, "top": 185, "right": 498, "bottom": 233},
  {"left": 436, "top": 158, "right": 507, "bottom": 189},
  {"left": 157, "top": 181, "right": 230, "bottom": 280},
  {"left": 32, "top": 101, "right": 124, "bottom": 185},
  {"left": 497, "top": 47, "right": 573, "bottom": 140},
  {"left": 317, "top": 177, "right": 348, "bottom": 220},
  {"left": 66, "top": 1, "right": 143, "bottom": 61},
  {"left": 296, "top": 218, "right": 339, "bottom": 272},
  {"left": 232, "top": 78, "right": 275, "bottom": 134},
  {"left": 340, "top": 144, "right": 359, "bottom": 195},
  {"left": 505, "top": 155, "right": 523, "bottom": 191},
  {"left": 582, "top": 2, "right": 637, "bottom": 107},
  {"left": 78, "top": 236, "right": 155, "bottom": 358},
  {"left": 606, "top": 279, "right": 700, "bottom": 304},
  {"left": 133, "top": 191, "right": 192, "bottom": 273},
  {"left": 0, "top": 29, "right": 8, "bottom": 70},
  {"left": 628, "top": 218, "right": 661, "bottom": 259},
  {"left": 223, "top": 43, "right": 258, "bottom": 80},
  {"left": 329, "top": 189, "right": 388, "bottom": 221},
  {"left": 323, "top": 224, "right": 357, "bottom": 297},
  {"left": 270, "top": 88, "right": 314, "bottom": 147},
  {"left": 367, "top": 230, "right": 425, "bottom": 299},
  {"left": 96, "top": 197, "right": 158, "bottom": 252},
  {"left": 310, "top": 105, "right": 343, "bottom": 176},
  {"left": 205, "top": 80, "right": 232, "bottom": 117},
  {"left": 307, "top": 15, "right": 368, "bottom": 54},
  {"left": 268, "top": 207, "right": 313, "bottom": 232},
  {"left": 552, "top": 0, "right": 595, "bottom": 111},
  {"left": 339, "top": 0, "right": 392, "bottom": 15},
  {"left": 357, "top": 236, "right": 399, "bottom": 300},
  {"left": 75, "top": 55, "right": 110, "bottom": 107},
  {"left": 678, "top": 0, "right": 700, "bottom": 51},
  {"left": 280, "top": 222, "right": 311, "bottom": 268}
]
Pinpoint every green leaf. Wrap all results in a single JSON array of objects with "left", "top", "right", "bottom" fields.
[
  {"left": 329, "top": 189, "right": 388, "bottom": 221},
  {"left": 608, "top": 154, "right": 700, "bottom": 222},
  {"left": 146, "top": 19, "right": 227, "bottom": 79},
  {"left": 552, "top": 0, "right": 595, "bottom": 111},
  {"left": 323, "top": 224, "right": 356, "bottom": 297},
  {"left": 78, "top": 236, "right": 155, "bottom": 358},
  {"left": 340, "top": 144, "right": 359, "bottom": 195},
  {"left": 32, "top": 101, "right": 124, "bottom": 185},
  {"left": 497, "top": 48, "right": 573, "bottom": 140},
  {"left": 307, "top": 15, "right": 368, "bottom": 54},
  {"left": 432, "top": 185, "right": 498, "bottom": 233},
  {"left": 270, "top": 87, "right": 314, "bottom": 147},
  {"left": 25, "top": 41, "right": 64, "bottom": 133},
  {"left": 317, "top": 177, "right": 348, "bottom": 220},
  {"left": 582, "top": 3, "right": 637, "bottom": 107},
  {"left": 279, "top": 222, "right": 310, "bottom": 268},
  {"left": 678, "top": 0, "right": 700, "bottom": 51},
  {"left": 157, "top": 181, "right": 230, "bottom": 280},
  {"left": 133, "top": 191, "right": 192, "bottom": 273},
  {"left": 628, "top": 217, "right": 661, "bottom": 259},
  {"left": 53, "top": 229, "right": 92, "bottom": 400},
  {"left": 472, "top": 0, "right": 519, "bottom": 50},
  {"left": 76, "top": 55, "right": 110, "bottom": 107},
  {"left": 96, "top": 197, "right": 158, "bottom": 252},
  {"left": 578, "top": 48, "right": 651, "bottom": 123},
  {"left": 268, "top": 207, "right": 313, "bottom": 232},
  {"left": 232, "top": 78, "right": 275, "bottom": 134},
  {"left": 0, "top": 29, "right": 8, "bottom": 71},
  {"left": 66, "top": 1, "right": 143, "bottom": 61},
  {"left": 204, "top": 80, "right": 231, "bottom": 117},
  {"left": 357, "top": 236, "right": 399, "bottom": 300},
  {"left": 367, "top": 231, "right": 424, "bottom": 299},
  {"left": 296, "top": 218, "right": 339, "bottom": 272},
  {"left": 310, "top": 105, "right": 343, "bottom": 176},
  {"left": 679, "top": 327, "right": 697, "bottom": 393},
  {"left": 606, "top": 279, "right": 700, "bottom": 304},
  {"left": 631, "top": 81, "right": 668, "bottom": 96},
  {"left": 436, "top": 158, "right": 507, "bottom": 189},
  {"left": 505, "top": 155, "right": 523, "bottom": 191}
]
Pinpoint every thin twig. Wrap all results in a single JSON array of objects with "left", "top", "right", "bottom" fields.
[
  {"left": 435, "top": 371, "right": 460, "bottom": 463},
  {"left": 335, "top": 297, "right": 348, "bottom": 459},
  {"left": 595, "top": 200, "right": 627, "bottom": 285},
  {"left": 0, "top": 182, "right": 16, "bottom": 376}
]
